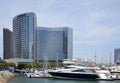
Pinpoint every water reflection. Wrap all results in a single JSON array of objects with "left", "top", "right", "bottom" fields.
[{"left": 9, "top": 74, "right": 119, "bottom": 83}]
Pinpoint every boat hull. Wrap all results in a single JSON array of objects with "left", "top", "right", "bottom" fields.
[{"left": 48, "top": 71, "right": 99, "bottom": 80}]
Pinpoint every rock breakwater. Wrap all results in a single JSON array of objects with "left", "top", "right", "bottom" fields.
[{"left": 0, "top": 71, "right": 15, "bottom": 83}]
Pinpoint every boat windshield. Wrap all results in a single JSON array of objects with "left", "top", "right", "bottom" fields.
[
  {"left": 72, "top": 69, "right": 94, "bottom": 73},
  {"left": 72, "top": 69, "right": 85, "bottom": 72},
  {"left": 64, "top": 67, "right": 75, "bottom": 69},
  {"left": 74, "top": 63, "right": 87, "bottom": 67}
]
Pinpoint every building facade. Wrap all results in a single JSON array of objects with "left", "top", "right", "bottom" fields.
[
  {"left": 13, "top": 12, "right": 37, "bottom": 59},
  {"left": 36, "top": 27, "right": 73, "bottom": 62},
  {"left": 3, "top": 28, "right": 13, "bottom": 59},
  {"left": 114, "top": 48, "right": 120, "bottom": 64}
]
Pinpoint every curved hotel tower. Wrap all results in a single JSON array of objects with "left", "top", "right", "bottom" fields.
[
  {"left": 36, "top": 27, "right": 73, "bottom": 62},
  {"left": 13, "top": 12, "right": 37, "bottom": 59}
]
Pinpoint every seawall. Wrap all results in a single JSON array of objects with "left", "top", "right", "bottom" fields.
[{"left": 0, "top": 71, "right": 15, "bottom": 83}]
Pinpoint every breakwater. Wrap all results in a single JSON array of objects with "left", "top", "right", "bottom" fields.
[{"left": 0, "top": 71, "right": 15, "bottom": 83}]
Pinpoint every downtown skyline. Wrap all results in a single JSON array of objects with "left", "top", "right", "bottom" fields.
[
  {"left": 1, "top": 0, "right": 120, "bottom": 63},
  {"left": 4, "top": 12, "right": 73, "bottom": 62}
]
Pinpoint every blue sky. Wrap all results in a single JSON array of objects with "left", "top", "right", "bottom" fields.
[{"left": 0, "top": 0, "right": 120, "bottom": 63}]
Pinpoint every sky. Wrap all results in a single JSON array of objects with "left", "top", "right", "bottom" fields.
[{"left": 0, "top": 0, "right": 120, "bottom": 63}]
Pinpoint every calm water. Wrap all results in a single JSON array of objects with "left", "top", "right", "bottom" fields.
[{"left": 8, "top": 74, "right": 119, "bottom": 83}]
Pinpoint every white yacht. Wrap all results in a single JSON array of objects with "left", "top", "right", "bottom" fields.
[
  {"left": 109, "top": 66, "right": 120, "bottom": 79},
  {"left": 110, "top": 66, "right": 120, "bottom": 73},
  {"left": 48, "top": 64, "right": 113, "bottom": 80},
  {"left": 25, "top": 69, "right": 52, "bottom": 78},
  {"left": 25, "top": 70, "right": 44, "bottom": 78}
]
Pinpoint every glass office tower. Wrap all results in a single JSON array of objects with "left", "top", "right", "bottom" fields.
[
  {"left": 13, "top": 12, "right": 37, "bottom": 59},
  {"left": 114, "top": 48, "right": 120, "bottom": 64},
  {"left": 3, "top": 28, "right": 13, "bottom": 59},
  {"left": 36, "top": 27, "right": 73, "bottom": 62}
]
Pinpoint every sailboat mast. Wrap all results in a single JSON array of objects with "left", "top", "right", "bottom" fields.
[
  {"left": 110, "top": 52, "right": 112, "bottom": 66},
  {"left": 94, "top": 52, "right": 96, "bottom": 65},
  {"left": 56, "top": 53, "right": 58, "bottom": 68}
]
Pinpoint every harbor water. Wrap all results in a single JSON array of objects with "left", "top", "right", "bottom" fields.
[{"left": 8, "top": 74, "right": 120, "bottom": 83}]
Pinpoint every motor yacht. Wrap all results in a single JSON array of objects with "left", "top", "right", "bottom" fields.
[{"left": 48, "top": 64, "right": 113, "bottom": 80}]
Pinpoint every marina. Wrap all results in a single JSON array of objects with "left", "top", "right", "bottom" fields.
[
  {"left": 20, "top": 63, "right": 120, "bottom": 80},
  {"left": 1, "top": 1, "right": 120, "bottom": 83},
  {"left": 3, "top": 61, "right": 120, "bottom": 82},
  {"left": 8, "top": 74, "right": 120, "bottom": 83}
]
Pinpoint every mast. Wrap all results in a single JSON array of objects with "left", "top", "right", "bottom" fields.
[
  {"left": 94, "top": 52, "right": 96, "bottom": 65},
  {"left": 101, "top": 53, "right": 103, "bottom": 65},
  {"left": 43, "top": 50, "right": 48, "bottom": 70},
  {"left": 56, "top": 53, "right": 58, "bottom": 68},
  {"left": 45, "top": 50, "right": 48, "bottom": 70},
  {"left": 110, "top": 52, "right": 112, "bottom": 66}
]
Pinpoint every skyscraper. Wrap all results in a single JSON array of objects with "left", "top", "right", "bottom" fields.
[
  {"left": 13, "top": 12, "right": 37, "bottom": 59},
  {"left": 114, "top": 48, "right": 120, "bottom": 64},
  {"left": 36, "top": 27, "right": 73, "bottom": 62},
  {"left": 3, "top": 28, "right": 13, "bottom": 59}
]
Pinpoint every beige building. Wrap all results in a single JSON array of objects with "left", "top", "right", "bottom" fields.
[{"left": 4, "top": 58, "right": 33, "bottom": 66}]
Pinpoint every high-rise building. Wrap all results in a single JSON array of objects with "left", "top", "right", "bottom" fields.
[
  {"left": 36, "top": 27, "right": 73, "bottom": 62},
  {"left": 13, "top": 12, "right": 37, "bottom": 59},
  {"left": 3, "top": 28, "right": 13, "bottom": 59},
  {"left": 114, "top": 48, "right": 120, "bottom": 64}
]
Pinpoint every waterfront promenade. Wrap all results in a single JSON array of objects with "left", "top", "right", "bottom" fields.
[{"left": 0, "top": 71, "right": 15, "bottom": 83}]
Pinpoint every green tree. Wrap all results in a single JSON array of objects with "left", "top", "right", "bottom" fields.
[
  {"left": 26, "top": 62, "right": 33, "bottom": 68},
  {"left": 8, "top": 62, "right": 16, "bottom": 68},
  {"left": 18, "top": 62, "right": 28, "bottom": 69},
  {"left": 33, "top": 62, "right": 42, "bottom": 68},
  {"left": 0, "top": 60, "right": 8, "bottom": 69}
]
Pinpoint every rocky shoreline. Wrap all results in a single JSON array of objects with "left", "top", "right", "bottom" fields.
[{"left": 0, "top": 71, "right": 15, "bottom": 83}]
